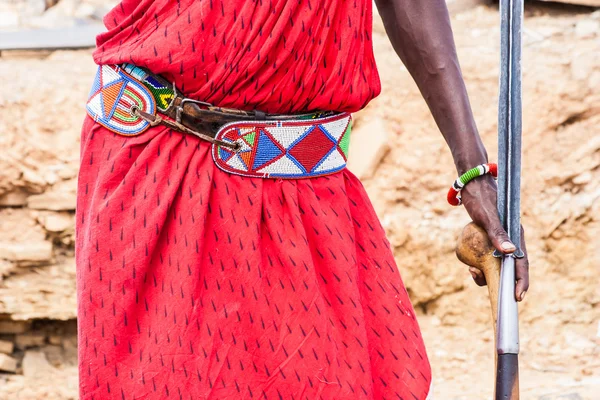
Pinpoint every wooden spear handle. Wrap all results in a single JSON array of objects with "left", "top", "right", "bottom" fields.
[
  {"left": 456, "top": 222, "right": 520, "bottom": 400},
  {"left": 455, "top": 222, "right": 501, "bottom": 342}
]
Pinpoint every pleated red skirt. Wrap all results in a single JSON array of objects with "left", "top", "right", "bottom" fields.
[{"left": 76, "top": 118, "right": 432, "bottom": 399}]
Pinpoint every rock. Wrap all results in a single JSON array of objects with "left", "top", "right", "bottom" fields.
[
  {"left": 0, "top": 241, "right": 53, "bottom": 264},
  {"left": 15, "top": 333, "right": 46, "bottom": 350},
  {"left": 42, "top": 344, "right": 63, "bottom": 367},
  {"left": 62, "top": 335, "right": 77, "bottom": 362},
  {"left": 0, "top": 260, "right": 18, "bottom": 281},
  {"left": 27, "top": 180, "right": 77, "bottom": 211},
  {"left": 0, "top": 353, "right": 17, "bottom": 373},
  {"left": 0, "top": 260, "right": 77, "bottom": 320},
  {"left": 562, "top": 331, "right": 596, "bottom": 351},
  {"left": 571, "top": 53, "right": 599, "bottom": 81},
  {"left": 22, "top": 350, "right": 56, "bottom": 378},
  {"left": 347, "top": 118, "right": 390, "bottom": 180},
  {"left": 47, "top": 335, "right": 62, "bottom": 346},
  {"left": 0, "top": 320, "right": 31, "bottom": 334},
  {"left": 37, "top": 212, "right": 74, "bottom": 233},
  {"left": 21, "top": 168, "right": 47, "bottom": 191},
  {"left": 0, "top": 189, "right": 29, "bottom": 207},
  {"left": 589, "top": 71, "right": 600, "bottom": 92},
  {"left": 388, "top": 221, "right": 410, "bottom": 248},
  {"left": 27, "top": 192, "right": 76, "bottom": 211},
  {"left": 572, "top": 171, "right": 592, "bottom": 185},
  {"left": 62, "top": 335, "right": 77, "bottom": 351},
  {"left": 575, "top": 20, "right": 599, "bottom": 39},
  {"left": 0, "top": 340, "right": 14, "bottom": 355}
]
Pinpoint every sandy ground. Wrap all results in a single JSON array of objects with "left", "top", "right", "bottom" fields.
[{"left": 0, "top": 1, "right": 598, "bottom": 399}]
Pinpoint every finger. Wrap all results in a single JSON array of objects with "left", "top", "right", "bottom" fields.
[
  {"left": 515, "top": 226, "right": 529, "bottom": 301},
  {"left": 515, "top": 257, "right": 529, "bottom": 301},
  {"left": 469, "top": 267, "right": 487, "bottom": 287},
  {"left": 482, "top": 212, "right": 516, "bottom": 255}
]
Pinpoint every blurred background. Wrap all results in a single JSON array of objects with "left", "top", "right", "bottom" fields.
[{"left": 0, "top": 0, "right": 598, "bottom": 399}]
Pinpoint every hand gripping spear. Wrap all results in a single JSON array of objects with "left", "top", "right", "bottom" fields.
[{"left": 455, "top": 0, "right": 524, "bottom": 398}]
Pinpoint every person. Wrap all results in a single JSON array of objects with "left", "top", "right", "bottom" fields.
[{"left": 76, "top": 0, "right": 530, "bottom": 399}]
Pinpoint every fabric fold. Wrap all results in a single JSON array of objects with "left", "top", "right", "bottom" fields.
[{"left": 77, "top": 118, "right": 431, "bottom": 399}]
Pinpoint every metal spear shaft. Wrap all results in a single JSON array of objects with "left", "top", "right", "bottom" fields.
[{"left": 496, "top": 0, "right": 524, "bottom": 397}]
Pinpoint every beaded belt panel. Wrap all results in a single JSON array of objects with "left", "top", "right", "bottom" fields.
[
  {"left": 86, "top": 65, "right": 352, "bottom": 179},
  {"left": 86, "top": 65, "right": 157, "bottom": 136},
  {"left": 211, "top": 114, "right": 352, "bottom": 179}
]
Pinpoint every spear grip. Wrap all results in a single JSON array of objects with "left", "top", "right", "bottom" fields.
[
  {"left": 455, "top": 222, "right": 501, "bottom": 339},
  {"left": 455, "top": 222, "right": 519, "bottom": 399}
]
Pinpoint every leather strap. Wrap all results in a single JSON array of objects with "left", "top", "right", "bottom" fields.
[
  {"left": 120, "top": 63, "right": 333, "bottom": 145},
  {"left": 131, "top": 106, "right": 241, "bottom": 151}
]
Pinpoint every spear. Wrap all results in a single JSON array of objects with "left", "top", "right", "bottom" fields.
[
  {"left": 494, "top": 0, "right": 524, "bottom": 397},
  {"left": 456, "top": 0, "right": 524, "bottom": 398}
]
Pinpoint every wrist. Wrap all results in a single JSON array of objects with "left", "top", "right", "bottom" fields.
[{"left": 453, "top": 145, "right": 488, "bottom": 175}]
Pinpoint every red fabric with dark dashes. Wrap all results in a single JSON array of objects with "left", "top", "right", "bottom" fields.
[
  {"left": 93, "top": 0, "right": 381, "bottom": 114},
  {"left": 78, "top": 1, "right": 432, "bottom": 399},
  {"left": 76, "top": 119, "right": 432, "bottom": 399}
]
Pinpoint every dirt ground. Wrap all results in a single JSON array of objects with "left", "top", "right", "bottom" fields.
[{"left": 0, "top": 1, "right": 598, "bottom": 399}]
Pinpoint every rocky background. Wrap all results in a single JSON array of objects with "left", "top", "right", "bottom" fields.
[{"left": 0, "top": 0, "right": 598, "bottom": 399}]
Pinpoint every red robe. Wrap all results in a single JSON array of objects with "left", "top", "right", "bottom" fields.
[
  {"left": 94, "top": 0, "right": 381, "bottom": 114},
  {"left": 77, "top": 1, "right": 432, "bottom": 399}
]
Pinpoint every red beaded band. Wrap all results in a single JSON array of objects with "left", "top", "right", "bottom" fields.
[{"left": 447, "top": 163, "right": 498, "bottom": 206}]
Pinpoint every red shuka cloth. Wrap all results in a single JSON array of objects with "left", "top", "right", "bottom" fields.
[
  {"left": 93, "top": 0, "right": 381, "bottom": 114},
  {"left": 77, "top": 1, "right": 432, "bottom": 399}
]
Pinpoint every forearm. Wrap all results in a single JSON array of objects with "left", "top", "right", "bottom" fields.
[{"left": 374, "top": 0, "right": 487, "bottom": 173}]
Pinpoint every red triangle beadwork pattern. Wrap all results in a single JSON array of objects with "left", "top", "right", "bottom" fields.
[{"left": 288, "top": 126, "right": 337, "bottom": 173}]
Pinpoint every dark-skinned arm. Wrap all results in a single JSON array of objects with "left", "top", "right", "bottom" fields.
[{"left": 374, "top": 0, "right": 529, "bottom": 301}]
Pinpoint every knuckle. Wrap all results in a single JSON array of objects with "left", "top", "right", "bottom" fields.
[{"left": 491, "top": 226, "right": 508, "bottom": 240}]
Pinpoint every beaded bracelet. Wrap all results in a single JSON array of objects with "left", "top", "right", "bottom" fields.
[{"left": 447, "top": 163, "right": 498, "bottom": 206}]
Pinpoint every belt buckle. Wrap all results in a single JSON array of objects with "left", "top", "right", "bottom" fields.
[
  {"left": 131, "top": 104, "right": 241, "bottom": 152},
  {"left": 171, "top": 84, "right": 213, "bottom": 124}
]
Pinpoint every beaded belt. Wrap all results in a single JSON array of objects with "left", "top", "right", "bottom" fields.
[{"left": 85, "top": 64, "right": 352, "bottom": 179}]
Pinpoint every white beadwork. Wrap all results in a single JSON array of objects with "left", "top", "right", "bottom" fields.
[
  {"left": 87, "top": 92, "right": 105, "bottom": 119},
  {"left": 102, "top": 65, "right": 121, "bottom": 86},
  {"left": 320, "top": 118, "right": 350, "bottom": 141},
  {"left": 257, "top": 155, "right": 304, "bottom": 175},
  {"left": 314, "top": 148, "right": 345, "bottom": 173},
  {"left": 266, "top": 125, "right": 311, "bottom": 148},
  {"left": 226, "top": 154, "right": 248, "bottom": 171}
]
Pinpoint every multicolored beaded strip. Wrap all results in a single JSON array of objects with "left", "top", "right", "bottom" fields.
[
  {"left": 211, "top": 113, "right": 352, "bottom": 179},
  {"left": 447, "top": 163, "right": 498, "bottom": 206}
]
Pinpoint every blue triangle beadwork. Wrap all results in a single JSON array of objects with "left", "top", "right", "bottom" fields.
[
  {"left": 219, "top": 146, "right": 234, "bottom": 162},
  {"left": 252, "top": 130, "right": 283, "bottom": 170}
]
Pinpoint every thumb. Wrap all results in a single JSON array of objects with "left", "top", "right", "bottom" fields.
[{"left": 483, "top": 214, "right": 516, "bottom": 255}]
